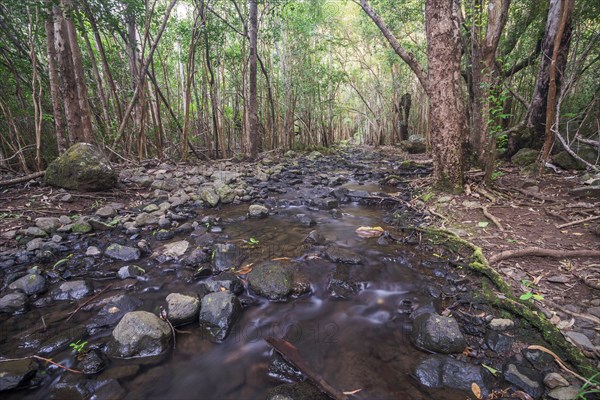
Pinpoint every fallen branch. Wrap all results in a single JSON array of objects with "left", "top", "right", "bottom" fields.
[
  {"left": 266, "top": 337, "right": 348, "bottom": 400},
  {"left": 66, "top": 284, "right": 112, "bottom": 322},
  {"left": 489, "top": 247, "right": 600, "bottom": 264},
  {"left": 1, "top": 355, "right": 82, "bottom": 374},
  {"left": 0, "top": 171, "right": 45, "bottom": 187},
  {"left": 557, "top": 215, "right": 600, "bottom": 229}
]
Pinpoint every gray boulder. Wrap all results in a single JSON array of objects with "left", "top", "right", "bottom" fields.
[
  {"left": 0, "top": 359, "right": 38, "bottom": 391},
  {"left": 166, "top": 293, "right": 200, "bottom": 326},
  {"left": 45, "top": 143, "right": 117, "bottom": 191},
  {"left": 199, "top": 291, "right": 242, "bottom": 341},
  {"left": 248, "top": 204, "right": 269, "bottom": 218},
  {"left": 248, "top": 262, "right": 293, "bottom": 301},
  {"left": 105, "top": 244, "right": 141, "bottom": 262},
  {"left": 199, "top": 186, "right": 220, "bottom": 207},
  {"left": 0, "top": 292, "right": 28, "bottom": 313},
  {"left": 35, "top": 217, "right": 61, "bottom": 232},
  {"left": 412, "top": 313, "right": 466, "bottom": 354},
  {"left": 108, "top": 311, "right": 172, "bottom": 358},
  {"left": 9, "top": 274, "right": 46, "bottom": 295},
  {"left": 325, "top": 246, "right": 362, "bottom": 264},
  {"left": 511, "top": 148, "right": 539, "bottom": 166}
]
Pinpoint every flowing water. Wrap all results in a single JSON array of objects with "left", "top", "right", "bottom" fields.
[{"left": 1, "top": 182, "right": 469, "bottom": 399}]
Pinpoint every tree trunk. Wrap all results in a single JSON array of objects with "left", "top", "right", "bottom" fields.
[
  {"left": 426, "top": 0, "right": 467, "bottom": 190},
  {"left": 247, "top": 0, "right": 259, "bottom": 159},
  {"left": 53, "top": 4, "right": 83, "bottom": 145},
  {"left": 526, "top": 0, "right": 573, "bottom": 143},
  {"left": 44, "top": 2, "right": 66, "bottom": 153},
  {"left": 62, "top": 0, "right": 94, "bottom": 143}
]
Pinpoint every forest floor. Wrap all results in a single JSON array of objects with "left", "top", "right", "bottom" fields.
[{"left": 0, "top": 144, "right": 599, "bottom": 370}]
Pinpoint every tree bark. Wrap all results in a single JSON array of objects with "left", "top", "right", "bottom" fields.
[
  {"left": 44, "top": 2, "right": 66, "bottom": 154},
  {"left": 247, "top": 0, "right": 259, "bottom": 159},
  {"left": 426, "top": 0, "right": 467, "bottom": 190},
  {"left": 526, "top": 0, "right": 573, "bottom": 142}
]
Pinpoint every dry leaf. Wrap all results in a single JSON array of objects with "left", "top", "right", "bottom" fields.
[
  {"left": 272, "top": 257, "right": 291, "bottom": 261},
  {"left": 471, "top": 382, "right": 482, "bottom": 399},
  {"left": 355, "top": 226, "right": 385, "bottom": 238},
  {"left": 557, "top": 318, "right": 575, "bottom": 330},
  {"left": 549, "top": 314, "right": 561, "bottom": 325},
  {"left": 342, "top": 388, "right": 363, "bottom": 395},
  {"left": 234, "top": 263, "right": 254, "bottom": 275}
]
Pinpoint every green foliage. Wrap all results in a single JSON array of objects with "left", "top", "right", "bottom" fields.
[
  {"left": 577, "top": 370, "right": 600, "bottom": 399},
  {"left": 69, "top": 340, "right": 88, "bottom": 354}
]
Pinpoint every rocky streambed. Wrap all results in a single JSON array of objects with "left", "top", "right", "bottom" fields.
[{"left": 0, "top": 147, "right": 593, "bottom": 399}]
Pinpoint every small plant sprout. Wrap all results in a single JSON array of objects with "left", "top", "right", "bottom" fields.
[{"left": 69, "top": 340, "right": 88, "bottom": 354}]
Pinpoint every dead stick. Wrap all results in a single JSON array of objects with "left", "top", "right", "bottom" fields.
[
  {"left": 32, "top": 355, "right": 83, "bottom": 374},
  {"left": 526, "top": 345, "right": 591, "bottom": 385},
  {"left": 266, "top": 337, "right": 348, "bottom": 400},
  {"left": 557, "top": 215, "right": 600, "bottom": 229},
  {"left": 66, "top": 285, "right": 112, "bottom": 321},
  {"left": 0, "top": 171, "right": 45, "bottom": 187},
  {"left": 489, "top": 248, "right": 600, "bottom": 264},
  {"left": 480, "top": 206, "right": 505, "bottom": 232}
]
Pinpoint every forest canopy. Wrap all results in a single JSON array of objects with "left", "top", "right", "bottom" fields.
[{"left": 0, "top": 0, "right": 598, "bottom": 189}]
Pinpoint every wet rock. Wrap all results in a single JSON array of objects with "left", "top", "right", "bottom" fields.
[
  {"left": 118, "top": 265, "right": 144, "bottom": 279},
  {"left": 45, "top": 143, "right": 117, "bottom": 191},
  {"left": 248, "top": 262, "right": 293, "bottom": 301},
  {"left": 547, "top": 386, "right": 580, "bottom": 400},
  {"left": 544, "top": 372, "right": 570, "bottom": 389},
  {"left": 564, "top": 331, "right": 595, "bottom": 352},
  {"left": 414, "top": 355, "right": 491, "bottom": 396},
  {"left": 305, "top": 230, "right": 326, "bottom": 245},
  {"left": 183, "top": 248, "right": 211, "bottom": 267},
  {"left": 325, "top": 246, "right": 362, "bottom": 264},
  {"left": 161, "top": 240, "right": 189, "bottom": 258},
  {"left": 199, "top": 272, "right": 244, "bottom": 295},
  {"left": 0, "top": 358, "right": 38, "bottom": 391},
  {"left": 26, "top": 226, "right": 47, "bottom": 237},
  {"left": 155, "top": 229, "right": 175, "bottom": 241},
  {"left": 216, "top": 184, "right": 235, "bottom": 204},
  {"left": 248, "top": 204, "right": 269, "bottom": 218},
  {"left": 485, "top": 331, "right": 513, "bottom": 353},
  {"left": 105, "top": 243, "right": 141, "bottom": 262},
  {"left": 199, "top": 186, "right": 220, "bottom": 207},
  {"left": 0, "top": 292, "right": 28, "bottom": 313},
  {"left": 267, "top": 353, "right": 303, "bottom": 382},
  {"left": 35, "top": 217, "right": 61, "bottom": 232},
  {"left": 92, "top": 380, "right": 126, "bottom": 399},
  {"left": 86, "top": 294, "right": 142, "bottom": 333},
  {"left": 313, "top": 198, "right": 339, "bottom": 210},
  {"left": 412, "top": 313, "right": 466, "bottom": 354},
  {"left": 266, "top": 382, "right": 328, "bottom": 400},
  {"left": 296, "top": 214, "right": 315, "bottom": 227},
  {"left": 166, "top": 293, "right": 200, "bottom": 326},
  {"left": 9, "top": 273, "right": 46, "bottom": 295},
  {"left": 199, "top": 291, "right": 242, "bottom": 341},
  {"left": 49, "top": 374, "right": 90, "bottom": 399},
  {"left": 108, "top": 311, "right": 172, "bottom": 358},
  {"left": 503, "top": 357, "right": 544, "bottom": 399},
  {"left": 212, "top": 243, "right": 243, "bottom": 273},
  {"left": 52, "top": 280, "right": 93, "bottom": 300},
  {"left": 78, "top": 349, "right": 105, "bottom": 375},
  {"left": 327, "top": 265, "right": 359, "bottom": 299},
  {"left": 39, "top": 326, "right": 87, "bottom": 355},
  {"left": 489, "top": 318, "right": 514, "bottom": 331},
  {"left": 511, "top": 148, "right": 539, "bottom": 167}
]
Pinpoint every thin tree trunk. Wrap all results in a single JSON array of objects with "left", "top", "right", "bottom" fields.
[
  {"left": 27, "top": 6, "right": 43, "bottom": 170},
  {"left": 247, "top": 0, "right": 259, "bottom": 159}
]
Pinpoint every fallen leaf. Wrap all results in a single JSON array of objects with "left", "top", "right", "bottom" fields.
[
  {"left": 471, "top": 382, "right": 482, "bottom": 399},
  {"left": 272, "top": 257, "right": 291, "bottom": 261},
  {"left": 478, "top": 221, "right": 489, "bottom": 228},
  {"left": 355, "top": 226, "right": 385, "bottom": 238},
  {"left": 343, "top": 389, "right": 363, "bottom": 395},
  {"left": 234, "top": 263, "right": 254, "bottom": 275}
]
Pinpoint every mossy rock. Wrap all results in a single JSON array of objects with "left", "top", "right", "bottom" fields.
[
  {"left": 45, "top": 143, "right": 117, "bottom": 191},
  {"left": 511, "top": 148, "right": 539, "bottom": 167},
  {"left": 553, "top": 151, "right": 584, "bottom": 170}
]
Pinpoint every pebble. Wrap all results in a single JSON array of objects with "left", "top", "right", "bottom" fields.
[
  {"left": 544, "top": 372, "right": 570, "bottom": 389},
  {"left": 86, "top": 246, "right": 101, "bottom": 256},
  {"left": 547, "top": 275, "right": 571, "bottom": 284},
  {"left": 564, "top": 331, "right": 595, "bottom": 352},
  {"left": 489, "top": 318, "right": 514, "bottom": 331}
]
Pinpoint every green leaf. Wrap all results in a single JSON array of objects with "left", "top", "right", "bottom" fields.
[
  {"left": 478, "top": 221, "right": 489, "bottom": 228},
  {"left": 520, "top": 292, "right": 533, "bottom": 301},
  {"left": 482, "top": 364, "right": 499, "bottom": 376}
]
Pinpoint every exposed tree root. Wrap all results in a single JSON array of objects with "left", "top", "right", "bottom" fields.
[
  {"left": 489, "top": 247, "right": 600, "bottom": 264},
  {"left": 557, "top": 215, "right": 600, "bottom": 229},
  {"left": 416, "top": 227, "right": 592, "bottom": 372},
  {"left": 480, "top": 206, "right": 505, "bottom": 232},
  {"left": 0, "top": 171, "right": 45, "bottom": 187}
]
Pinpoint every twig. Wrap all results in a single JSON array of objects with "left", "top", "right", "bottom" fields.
[
  {"left": 490, "top": 247, "right": 600, "bottom": 264},
  {"left": 557, "top": 215, "right": 600, "bottom": 229},
  {"left": 66, "top": 285, "right": 112, "bottom": 321},
  {"left": 545, "top": 300, "right": 600, "bottom": 326},
  {"left": 0, "top": 171, "right": 45, "bottom": 187},
  {"left": 526, "top": 345, "right": 590, "bottom": 384}
]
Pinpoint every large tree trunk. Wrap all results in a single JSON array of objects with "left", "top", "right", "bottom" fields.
[
  {"left": 53, "top": 4, "right": 83, "bottom": 145},
  {"left": 426, "top": 0, "right": 467, "bottom": 190},
  {"left": 247, "top": 0, "right": 259, "bottom": 159},
  {"left": 526, "top": 0, "right": 573, "bottom": 143},
  {"left": 44, "top": 2, "right": 66, "bottom": 153}
]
